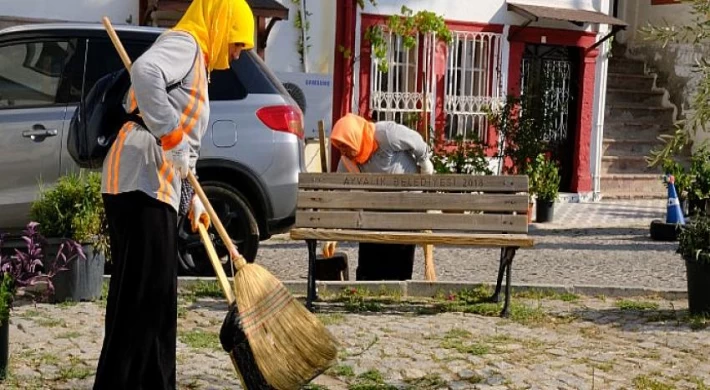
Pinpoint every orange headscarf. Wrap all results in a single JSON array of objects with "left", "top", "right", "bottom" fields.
[
  {"left": 331, "top": 113, "right": 379, "bottom": 165},
  {"left": 172, "top": 0, "right": 255, "bottom": 73}
]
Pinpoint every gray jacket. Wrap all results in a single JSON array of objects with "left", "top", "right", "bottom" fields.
[
  {"left": 337, "top": 121, "right": 431, "bottom": 174},
  {"left": 100, "top": 31, "right": 208, "bottom": 212}
]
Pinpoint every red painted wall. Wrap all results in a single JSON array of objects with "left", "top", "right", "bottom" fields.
[
  {"left": 507, "top": 26, "right": 598, "bottom": 193},
  {"left": 329, "top": 0, "right": 357, "bottom": 172}
]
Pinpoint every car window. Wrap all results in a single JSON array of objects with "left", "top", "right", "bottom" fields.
[
  {"left": 77, "top": 38, "right": 152, "bottom": 102},
  {"left": 208, "top": 68, "right": 248, "bottom": 101},
  {"left": 0, "top": 40, "right": 73, "bottom": 109}
]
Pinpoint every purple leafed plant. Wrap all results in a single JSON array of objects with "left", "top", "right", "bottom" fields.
[{"left": 0, "top": 221, "right": 86, "bottom": 298}]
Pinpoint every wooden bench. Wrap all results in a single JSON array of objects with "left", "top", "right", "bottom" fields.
[{"left": 289, "top": 172, "right": 535, "bottom": 317}]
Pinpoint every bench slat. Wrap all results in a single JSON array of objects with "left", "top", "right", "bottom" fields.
[
  {"left": 295, "top": 210, "right": 528, "bottom": 233},
  {"left": 298, "top": 173, "right": 528, "bottom": 193},
  {"left": 290, "top": 228, "right": 534, "bottom": 247},
  {"left": 297, "top": 191, "right": 529, "bottom": 213}
]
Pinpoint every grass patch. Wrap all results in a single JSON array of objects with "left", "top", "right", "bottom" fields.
[
  {"left": 632, "top": 375, "right": 674, "bottom": 390},
  {"left": 18, "top": 310, "right": 42, "bottom": 319},
  {"left": 440, "top": 328, "right": 489, "bottom": 356},
  {"left": 34, "top": 317, "right": 65, "bottom": 328},
  {"left": 57, "top": 364, "right": 93, "bottom": 381},
  {"left": 318, "top": 313, "right": 346, "bottom": 326},
  {"left": 403, "top": 373, "right": 446, "bottom": 389},
  {"left": 429, "top": 287, "right": 549, "bottom": 325},
  {"left": 56, "top": 300, "right": 78, "bottom": 308},
  {"left": 179, "top": 329, "right": 221, "bottom": 351},
  {"left": 615, "top": 300, "right": 660, "bottom": 311},
  {"left": 347, "top": 369, "right": 399, "bottom": 390},
  {"left": 513, "top": 289, "right": 579, "bottom": 302},
  {"left": 57, "top": 331, "right": 81, "bottom": 339},
  {"left": 688, "top": 315, "right": 710, "bottom": 330},
  {"left": 329, "top": 364, "right": 355, "bottom": 378},
  {"left": 185, "top": 280, "right": 224, "bottom": 299}
]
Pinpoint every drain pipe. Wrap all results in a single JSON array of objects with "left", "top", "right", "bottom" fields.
[{"left": 591, "top": 0, "right": 613, "bottom": 201}]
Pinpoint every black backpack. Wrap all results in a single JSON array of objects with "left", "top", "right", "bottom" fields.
[
  {"left": 67, "top": 68, "right": 147, "bottom": 169},
  {"left": 67, "top": 45, "right": 197, "bottom": 169}
]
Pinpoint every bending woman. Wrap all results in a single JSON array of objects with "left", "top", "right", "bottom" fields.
[{"left": 323, "top": 113, "right": 434, "bottom": 280}]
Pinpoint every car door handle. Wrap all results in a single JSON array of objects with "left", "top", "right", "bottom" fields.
[{"left": 22, "top": 128, "right": 58, "bottom": 141}]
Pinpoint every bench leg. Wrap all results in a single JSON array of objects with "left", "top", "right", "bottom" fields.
[
  {"left": 306, "top": 239, "right": 318, "bottom": 312},
  {"left": 488, "top": 247, "right": 518, "bottom": 318},
  {"left": 489, "top": 248, "right": 507, "bottom": 304}
]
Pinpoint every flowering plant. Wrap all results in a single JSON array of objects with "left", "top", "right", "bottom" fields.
[
  {"left": 0, "top": 222, "right": 85, "bottom": 325},
  {"left": 430, "top": 135, "right": 493, "bottom": 175}
]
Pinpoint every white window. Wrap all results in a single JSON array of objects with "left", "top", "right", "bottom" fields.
[
  {"left": 444, "top": 31, "right": 503, "bottom": 142},
  {"left": 369, "top": 30, "right": 434, "bottom": 128}
]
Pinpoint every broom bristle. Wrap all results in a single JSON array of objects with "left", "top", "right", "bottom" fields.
[{"left": 233, "top": 262, "right": 339, "bottom": 390}]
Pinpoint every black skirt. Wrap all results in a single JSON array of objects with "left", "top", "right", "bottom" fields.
[{"left": 356, "top": 243, "right": 415, "bottom": 281}]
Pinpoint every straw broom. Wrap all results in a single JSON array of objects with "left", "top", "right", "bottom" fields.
[{"left": 101, "top": 17, "right": 338, "bottom": 389}]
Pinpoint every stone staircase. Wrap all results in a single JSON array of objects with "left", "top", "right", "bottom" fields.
[{"left": 601, "top": 54, "right": 676, "bottom": 199}]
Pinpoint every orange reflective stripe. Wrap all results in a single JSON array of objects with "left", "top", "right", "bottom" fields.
[
  {"left": 111, "top": 124, "right": 133, "bottom": 193},
  {"left": 184, "top": 67, "right": 206, "bottom": 135},
  {"left": 157, "top": 158, "right": 169, "bottom": 202},
  {"left": 128, "top": 88, "right": 138, "bottom": 112},
  {"left": 179, "top": 60, "right": 201, "bottom": 129}
]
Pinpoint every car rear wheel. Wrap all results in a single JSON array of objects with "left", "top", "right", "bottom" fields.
[{"left": 177, "top": 181, "right": 260, "bottom": 276}]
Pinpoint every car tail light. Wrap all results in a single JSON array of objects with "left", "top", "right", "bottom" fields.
[{"left": 255, "top": 105, "right": 304, "bottom": 139}]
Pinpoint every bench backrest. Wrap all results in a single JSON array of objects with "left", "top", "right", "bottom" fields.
[{"left": 294, "top": 173, "right": 530, "bottom": 234}]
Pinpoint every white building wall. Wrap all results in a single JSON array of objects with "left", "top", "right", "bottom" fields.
[
  {"left": 620, "top": 1, "right": 708, "bottom": 151},
  {"left": 0, "top": 0, "right": 138, "bottom": 25}
]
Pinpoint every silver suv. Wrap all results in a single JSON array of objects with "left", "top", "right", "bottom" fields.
[{"left": 0, "top": 23, "right": 306, "bottom": 275}]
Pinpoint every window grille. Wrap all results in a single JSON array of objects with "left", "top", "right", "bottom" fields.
[{"left": 443, "top": 31, "right": 503, "bottom": 142}]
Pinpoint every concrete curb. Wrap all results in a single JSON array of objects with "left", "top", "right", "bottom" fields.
[{"left": 145, "top": 276, "right": 688, "bottom": 301}]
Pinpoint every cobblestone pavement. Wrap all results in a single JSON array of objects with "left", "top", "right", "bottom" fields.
[
  {"left": 4, "top": 290, "right": 709, "bottom": 389},
  {"left": 256, "top": 199, "right": 684, "bottom": 291}
]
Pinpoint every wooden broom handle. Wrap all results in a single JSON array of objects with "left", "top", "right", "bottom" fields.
[
  {"left": 188, "top": 172, "right": 247, "bottom": 268},
  {"left": 198, "top": 223, "right": 236, "bottom": 304},
  {"left": 102, "top": 17, "right": 133, "bottom": 71},
  {"left": 101, "top": 17, "right": 248, "bottom": 268}
]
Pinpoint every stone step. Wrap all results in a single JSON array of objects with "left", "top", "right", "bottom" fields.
[
  {"left": 601, "top": 155, "right": 660, "bottom": 174},
  {"left": 600, "top": 174, "right": 667, "bottom": 199},
  {"left": 606, "top": 88, "right": 665, "bottom": 106},
  {"left": 607, "top": 73, "right": 656, "bottom": 90},
  {"left": 602, "top": 138, "right": 660, "bottom": 156},
  {"left": 605, "top": 105, "right": 675, "bottom": 124},
  {"left": 608, "top": 58, "right": 646, "bottom": 75},
  {"left": 603, "top": 121, "right": 671, "bottom": 139}
]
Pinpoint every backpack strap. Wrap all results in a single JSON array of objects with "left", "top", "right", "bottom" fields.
[{"left": 127, "top": 43, "right": 201, "bottom": 130}]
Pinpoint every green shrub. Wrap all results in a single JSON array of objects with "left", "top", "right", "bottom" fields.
[{"left": 29, "top": 172, "right": 108, "bottom": 254}]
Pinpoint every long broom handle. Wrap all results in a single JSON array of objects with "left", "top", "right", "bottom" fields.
[
  {"left": 198, "top": 224, "right": 236, "bottom": 304},
  {"left": 101, "top": 17, "right": 248, "bottom": 270}
]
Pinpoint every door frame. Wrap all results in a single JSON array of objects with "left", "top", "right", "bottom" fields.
[{"left": 507, "top": 26, "right": 599, "bottom": 193}]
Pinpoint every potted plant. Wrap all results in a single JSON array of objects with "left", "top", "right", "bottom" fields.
[
  {"left": 28, "top": 171, "right": 108, "bottom": 303},
  {"left": 487, "top": 95, "right": 550, "bottom": 224},
  {"left": 534, "top": 155, "right": 561, "bottom": 223},
  {"left": 677, "top": 215, "right": 710, "bottom": 316},
  {"left": 0, "top": 222, "right": 85, "bottom": 379},
  {"left": 688, "top": 146, "right": 710, "bottom": 217}
]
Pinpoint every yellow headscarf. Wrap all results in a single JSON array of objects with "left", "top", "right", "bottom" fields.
[{"left": 173, "top": 0, "right": 255, "bottom": 73}]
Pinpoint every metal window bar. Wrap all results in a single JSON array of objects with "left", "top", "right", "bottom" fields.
[
  {"left": 370, "top": 28, "right": 433, "bottom": 126},
  {"left": 443, "top": 31, "right": 503, "bottom": 142}
]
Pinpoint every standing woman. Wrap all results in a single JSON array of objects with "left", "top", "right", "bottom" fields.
[
  {"left": 93, "top": 1, "right": 255, "bottom": 388},
  {"left": 322, "top": 113, "right": 434, "bottom": 280}
]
